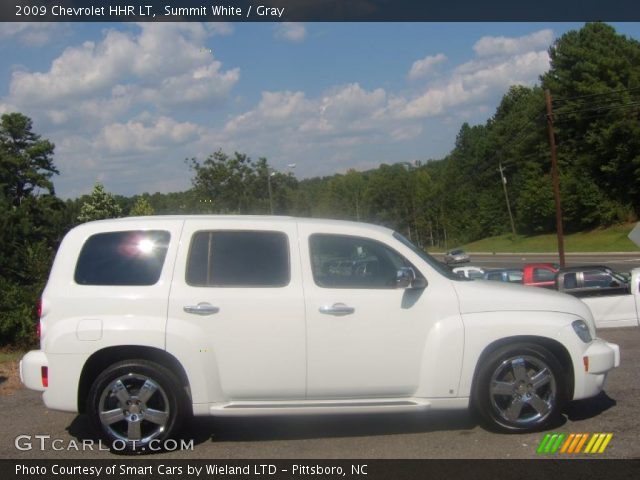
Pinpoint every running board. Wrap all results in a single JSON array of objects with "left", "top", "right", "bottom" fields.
[{"left": 208, "top": 398, "right": 433, "bottom": 416}]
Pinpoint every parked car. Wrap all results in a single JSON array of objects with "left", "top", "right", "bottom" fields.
[
  {"left": 444, "top": 249, "right": 470, "bottom": 264},
  {"left": 556, "top": 266, "right": 639, "bottom": 329},
  {"left": 523, "top": 263, "right": 559, "bottom": 289},
  {"left": 452, "top": 265, "right": 485, "bottom": 279},
  {"left": 21, "top": 216, "right": 619, "bottom": 450},
  {"left": 556, "top": 266, "right": 630, "bottom": 296},
  {"left": 484, "top": 268, "right": 524, "bottom": 283}
]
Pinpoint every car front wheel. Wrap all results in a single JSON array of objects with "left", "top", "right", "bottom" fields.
[{"left": 474, "top": 343, "right": 567, "bottom": 432}]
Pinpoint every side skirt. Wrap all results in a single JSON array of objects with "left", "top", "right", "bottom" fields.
[{"left": 205, "top": 397, "right": 469, "bottom": 417}]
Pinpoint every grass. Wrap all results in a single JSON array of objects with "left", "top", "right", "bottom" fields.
[
  {"left": 0, "top": 350, "right": 25, "bottom": 364},
  {"left": 0, "top": 348, "right": 25, "bottom": 396},
  {"left": 461, "top": 223, "right": 640, "bottom": 253}
]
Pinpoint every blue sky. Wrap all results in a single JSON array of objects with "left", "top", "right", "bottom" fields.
[{"left": 1, "top": 22, "right": 640, "bottom": 198}]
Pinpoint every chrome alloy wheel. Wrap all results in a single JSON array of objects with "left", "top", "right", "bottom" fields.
[
  {"left": 98, "top": 373, "right": 170, "bottom": 445},
  {"left": 489, "top": 355, "right": 557, "bottom": 427}
]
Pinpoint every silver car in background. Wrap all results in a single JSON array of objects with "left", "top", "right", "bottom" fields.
[{"left": 444, "top": 248, "right": 470, "bottom": 265}]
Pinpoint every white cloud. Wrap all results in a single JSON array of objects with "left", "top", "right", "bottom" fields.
[
  {"left": 408, "top": 53, "right": 447, "bottom": 81},
  {"left": 396, "top": 81, "right": 486, "bottom": 119},
  {"left": 225, "top": 83, "right": 388, "bottom": 138},
  {"left": 397, "top": 34, "right": 551, "bottom": 119},
  {"left": 7, "top": 23, "right": 239, "bottom": 111},
  {"left": 275, "top": 23, "right": 307, "bottom": 42},
  {"left": 0, "top": 23, "right": 242, "bottom": 197},
  {"left": 205, "top": 23, "right": 234, "bottom": 36},
  {"left": 0, "top": 23, "right": 68, "bottom": 46},
  {"left": 97, "top": 116, "right": 203, "bottom": 154},
  {"left": 473, "top": 29, "right": 554, "bottom": 58}
]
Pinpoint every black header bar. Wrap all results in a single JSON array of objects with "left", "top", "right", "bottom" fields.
[{"left": 2, "top": 0, "right": 640, "bottom": 22}]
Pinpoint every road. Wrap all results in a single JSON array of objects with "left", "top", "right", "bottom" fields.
[
  {"left": 432, "top": 252, "right": 640, "bottom": 272},
  {"left": 1, "top": 327, "right": 638, "bottom": 459}
]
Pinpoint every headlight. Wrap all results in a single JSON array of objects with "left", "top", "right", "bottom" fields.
[{"left": 572, "top": 320, "right": 592, "bottom": 343}]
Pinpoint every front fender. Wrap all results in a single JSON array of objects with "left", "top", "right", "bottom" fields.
[{"left": 458, "top": 311, "right": 582, "bottom": 397}]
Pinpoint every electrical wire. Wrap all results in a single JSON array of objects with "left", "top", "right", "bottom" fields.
[
  {"left": 552, "top": 85, "right": 640, "bottom": 104},
  {"left": 553, "top": 102, "right": 640, "bottom": 123}
]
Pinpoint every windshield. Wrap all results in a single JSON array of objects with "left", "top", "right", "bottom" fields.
[
  {"left": 610, "top": 270, "right": 628, "bottom": 284},
  {"left": 393, "top": 232, "right": 461, "bottom": 280}
]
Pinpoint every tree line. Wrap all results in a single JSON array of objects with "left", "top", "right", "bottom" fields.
[{"left": 1, "top": 23, "right": 639, "bottom": 347}]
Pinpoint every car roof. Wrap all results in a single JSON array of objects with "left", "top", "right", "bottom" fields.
[{"left": 74, "top": 215, "right": 396, "bottom": 236}]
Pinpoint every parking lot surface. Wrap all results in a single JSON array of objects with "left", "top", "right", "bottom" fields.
[{"left": 1, "top": 327, "right": 638, "bottom": 459}]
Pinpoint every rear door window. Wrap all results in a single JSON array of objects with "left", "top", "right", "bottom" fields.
[{"left": 186, "top": 231, "right": 290, "bottom": 287}]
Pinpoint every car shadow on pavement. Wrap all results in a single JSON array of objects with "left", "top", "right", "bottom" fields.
[
  {"left": 66, "top": 410, "right": 479, "bottom": 448},
  {"left": 564, "top": 392, "right": 617, "bottom": 421},
  {"left": 179, "top": 410, "right": 478, "bottom": 444}
]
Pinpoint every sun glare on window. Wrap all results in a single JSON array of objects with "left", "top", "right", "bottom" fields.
[{"left": 137, "top": 238, "right": 155, "bottom": 254}]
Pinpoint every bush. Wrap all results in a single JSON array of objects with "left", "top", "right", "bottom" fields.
[{"left": 0, "top": 278, "right": 38, "bottom": 349}]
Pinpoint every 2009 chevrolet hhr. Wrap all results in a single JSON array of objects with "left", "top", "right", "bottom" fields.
[{"left": 21, "top": 216, "right": 620, "bottom": 450}]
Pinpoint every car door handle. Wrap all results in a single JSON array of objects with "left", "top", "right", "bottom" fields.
[
  {"left": 183, "top": 303, "right": 220, "bottom": 315},
  {"left": 319, "top": 303, "right": 355, "bottom": 316}
]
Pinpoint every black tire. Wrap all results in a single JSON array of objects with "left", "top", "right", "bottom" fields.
[
  {"left": 473, "top": 343, "right": 567, "bottom": 433},
  {"left": 87, "top": 359, "right": 187, "bottom": 452}
]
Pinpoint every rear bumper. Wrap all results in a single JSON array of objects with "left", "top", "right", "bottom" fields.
[
  {"left": 19, "top": 350, "right": 48, "bottom": 392},
  {"left": 573, "top": 339, "right": 620, "bottom": 400}
]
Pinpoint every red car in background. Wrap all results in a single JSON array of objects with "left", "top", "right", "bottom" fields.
[{"left": 523, "top": 263, "right": 559, "bottom": 289}]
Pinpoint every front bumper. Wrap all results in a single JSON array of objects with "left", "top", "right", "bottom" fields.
[
  {"left": 19, "top": 350, "right": 48, "bottom": 392},
  {"left": 574, "top": 339, "right": 620, "bottom": 400}
]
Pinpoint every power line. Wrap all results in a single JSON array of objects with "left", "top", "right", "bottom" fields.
[
  {"left": 552, "top": 85, "right": 640, "bottom": 104},
  {"left": 553, "top": 101, "right": 640, "bottom": 122}
]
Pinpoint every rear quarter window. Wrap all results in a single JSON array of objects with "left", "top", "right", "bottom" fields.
[{"left": 74, "top": 230, "right": 170, "bottom": 286}]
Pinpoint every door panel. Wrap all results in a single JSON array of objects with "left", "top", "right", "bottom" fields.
[
  {"left": 167, "top": 220, "right": 306, "bottom": 400},
  {"left": 299, "top": 228, "right": 441, "bottom": 398}
]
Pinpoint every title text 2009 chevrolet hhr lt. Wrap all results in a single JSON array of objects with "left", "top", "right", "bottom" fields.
[{"left": 21, "top": 216, "right": 619, "bottom": 450}]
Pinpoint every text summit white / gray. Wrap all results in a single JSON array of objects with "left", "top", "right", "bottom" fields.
[{"left": 206, "top": 5, "right": 285, "bottom": 17}]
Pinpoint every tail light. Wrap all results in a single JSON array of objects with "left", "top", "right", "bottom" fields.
[{"left": 41, "top": 366, "right": 48, "bottom": 388}]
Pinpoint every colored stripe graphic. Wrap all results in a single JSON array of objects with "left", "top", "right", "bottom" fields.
[{"left": 536, "top": 433, "right": 613, "bottom": 454}]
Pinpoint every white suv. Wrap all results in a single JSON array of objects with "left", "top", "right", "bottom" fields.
[{"left": 21, "top": 216, "right": 620, "bottom": 450}]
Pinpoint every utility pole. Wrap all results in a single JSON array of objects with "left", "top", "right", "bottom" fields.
[
  {"left": 545, "top": 89, "right": 566, "bottom": 268},
  {"left": 267, "top": 164, "right": 296, "bottom": 215},
  {"left": 498, "top": 161, "right": 517, "bottom": 236},
  {"left": 267, "top": 170, "right": 275, "bottom": 215}
]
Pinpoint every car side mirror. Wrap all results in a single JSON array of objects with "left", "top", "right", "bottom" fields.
[{"left": 396, "top": 267, "right": 427, "bottom": 289}]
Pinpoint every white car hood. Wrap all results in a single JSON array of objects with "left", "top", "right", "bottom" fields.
[{"left": 452, "top": 278, "right": 593, "bottom": 321}]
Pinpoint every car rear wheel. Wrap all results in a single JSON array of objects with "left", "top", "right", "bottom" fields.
[
  {"left": 474, "top": 343, "right": 567, "bottom": 432},
  {"left": 87, "top": 360, "right": 187, "bottom": 451}
]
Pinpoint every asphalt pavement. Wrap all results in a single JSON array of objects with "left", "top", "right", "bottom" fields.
[{"left": 1, "top": 327, "right": 638, "bottom": 459}]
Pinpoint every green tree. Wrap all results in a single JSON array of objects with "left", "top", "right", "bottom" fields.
[
  {"left": 129, "top": 196, "right": 155, "bottom": 216},
  {"left": 0, "top": 113, "right": 64, "bottom": 347},
  {"left": 542, "top": 22, "right": 640, "bottom": 222},
  {"left": 188, "top": 150, "right": 259, "bottom": 213},
  {"left": 77, "top": 182, "right": 123, "bottom": 223},
  {"left": 0, "top": 112, "right": 58, "bottom": 206}
]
